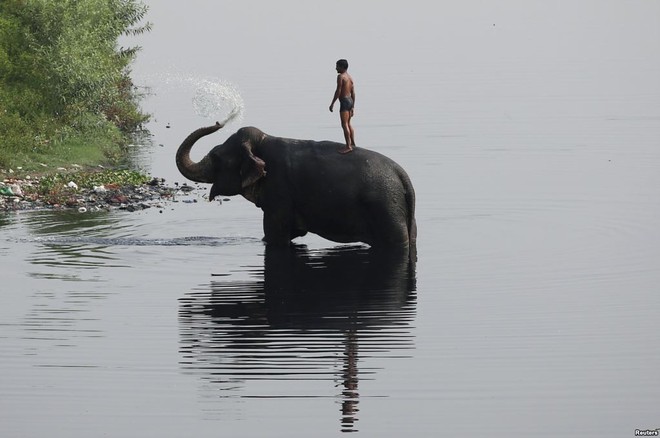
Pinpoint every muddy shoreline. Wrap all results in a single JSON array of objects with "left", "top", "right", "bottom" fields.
[{"left": 1, "top": 175, "right": 208, "bottom": 213}]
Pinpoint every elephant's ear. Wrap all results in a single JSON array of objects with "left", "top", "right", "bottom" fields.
[{"left": 240, "top": 141, "right": 266, "bottom": 188}]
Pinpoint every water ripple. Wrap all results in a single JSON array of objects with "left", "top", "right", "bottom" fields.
[{"left": 28, "top": 235, "right": 258, "bottom": 247}]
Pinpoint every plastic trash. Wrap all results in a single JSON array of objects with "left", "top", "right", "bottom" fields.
[
  {"left": 0, "top": 186, "right": 14, "bottom": 196},
  {"left": 9, "top": 184, "right": 23, "bottom": 197}
]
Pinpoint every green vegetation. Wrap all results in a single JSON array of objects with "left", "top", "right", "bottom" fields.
[{"left": 0, "top": 0, "right": 151, "bottom": 171}]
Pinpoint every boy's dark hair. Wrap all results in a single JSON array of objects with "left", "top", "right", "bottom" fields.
[{"left": 336, "top": 59, "right": 349, "bottom": 70}]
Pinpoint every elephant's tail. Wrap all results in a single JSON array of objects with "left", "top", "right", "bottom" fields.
[
  {"left": 397, "top": 167, "right": 417, "bottom": 264},
  {"left": 399, "top": 169, "right": 417, "bottom": 246},
  {"left": 405, "top": 187, "right": 417, "bottom": 246}
]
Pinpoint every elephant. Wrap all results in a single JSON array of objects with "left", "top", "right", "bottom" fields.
[{"left": 176, "top": 121, "right": 417, "bottom": 254}]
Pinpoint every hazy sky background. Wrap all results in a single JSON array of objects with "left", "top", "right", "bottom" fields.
[
  {"left": 129, "top": 0, "right": 659, "bottom": 182},
  {"left": 132, "top": 0, "right": 659, "bottom": 136}
]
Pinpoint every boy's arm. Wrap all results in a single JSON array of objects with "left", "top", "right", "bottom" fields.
[
  {"left": 350, "top": 82, "right": 355, "bottom": 114},
  {"left": 329, "top": 75, "right": 343, "bottom": 112}
]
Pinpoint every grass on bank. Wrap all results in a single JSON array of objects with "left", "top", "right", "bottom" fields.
[{"left": 0, "top": 116, "right": 133, "bottom": 173}]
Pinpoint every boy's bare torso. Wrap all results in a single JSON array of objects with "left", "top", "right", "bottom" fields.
[{"left": 338, "top": 72, "right": 354, "bottom": 97}]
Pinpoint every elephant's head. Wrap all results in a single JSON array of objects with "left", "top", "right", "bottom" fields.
[{"left": 176, "top": 122, "right": 267, "bottom": 202}]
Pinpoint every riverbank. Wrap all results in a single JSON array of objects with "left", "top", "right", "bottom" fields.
[{"left": 0, "top": 167, "right": 201, "bottom": 213}]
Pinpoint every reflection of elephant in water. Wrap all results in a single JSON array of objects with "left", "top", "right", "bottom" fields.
[
  {"left": 179, "top": 244, "right": 417, "bottom": 329},
  {"left": 262, "top": 245, "right": 416, "bottom": 325},
  {"left": 178, "top": 245, "right": 417, "bottom": 433},
  {"left": 176, "top": 122, "right": 417, "bottom": 253}
]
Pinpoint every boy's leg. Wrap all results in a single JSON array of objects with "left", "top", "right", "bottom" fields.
[
  {"left": 348, "top": 112, "right": 356, "bottom": 146},
  {"left": 338, "top": 111, "right": 353, "bottom": 153}
]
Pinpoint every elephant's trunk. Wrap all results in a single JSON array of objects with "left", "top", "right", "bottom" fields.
[{"left": 175, "top": 122, "right": 224, "bottom": 183}]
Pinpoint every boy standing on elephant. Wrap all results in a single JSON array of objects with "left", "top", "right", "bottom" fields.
[{"left": 329, "top": 59, "right": 356, "bottom": 154}]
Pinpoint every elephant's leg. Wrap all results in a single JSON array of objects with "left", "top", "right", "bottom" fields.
[
  {"left": 291, "top": 213, "right": 308, "bottom": 240},
  {"left": 262, "top": 210, "right": 295, "bottom": 245},
  {"left": 367, "top": 202, "right": 411, "bottom": 248},
  {"left": 373, "top": 221, "right": 410, "bottom": 248}
]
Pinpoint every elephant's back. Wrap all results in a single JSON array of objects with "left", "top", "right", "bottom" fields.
[
  {"left": 295, "top": 140, "right": 405, "bottom": 172},
  {"left": 266, "top": 136, "right": 413, "bottom": 193},
  {"left": 283, "top": 140, "right": 412, "bottom": 202}
]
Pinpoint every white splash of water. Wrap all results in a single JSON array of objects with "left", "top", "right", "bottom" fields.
[
  {"left": 191, "top": 78, "right": 244, "bottom": 124},
  {"left": 141, "top": 71, "right": 245, "bottom": 125}
]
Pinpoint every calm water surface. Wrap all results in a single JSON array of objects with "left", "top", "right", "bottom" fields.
[{"left": 2, "top": 1, "right": 659, "bottom": 437}]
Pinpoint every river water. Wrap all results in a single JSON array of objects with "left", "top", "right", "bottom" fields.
[{"left": 2, "top": 2, "right": 659, "bottom": 437}]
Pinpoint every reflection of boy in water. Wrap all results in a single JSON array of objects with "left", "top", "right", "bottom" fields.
[{"left": 329, "top": 59, "right": 356, "bottom": 154}]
